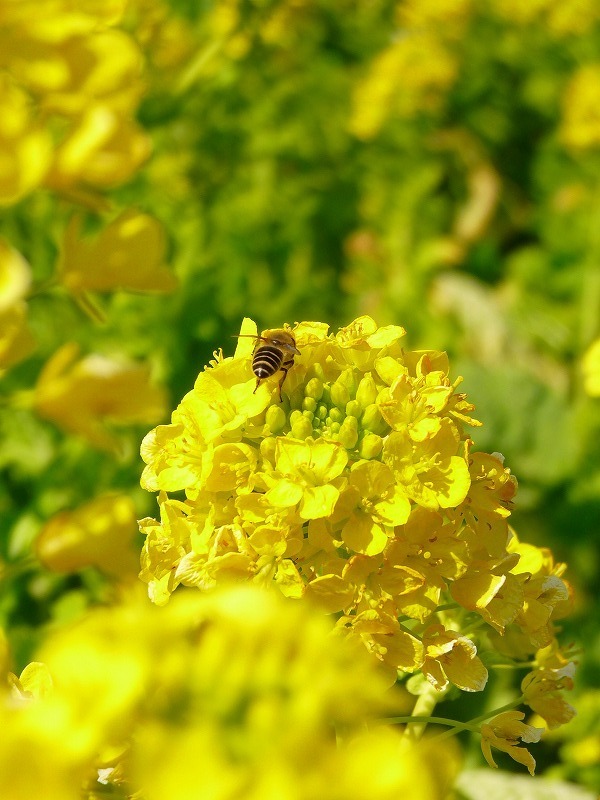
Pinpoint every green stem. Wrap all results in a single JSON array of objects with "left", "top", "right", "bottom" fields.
[
  {"left": 427, "top": 696, "right": 525, "bottom": 743},
  {"left": 384, "top": 715, "right": 480, "bottom": 733},
  {"left": 402, "top": 682, "right": 446, "bottom": 742}
]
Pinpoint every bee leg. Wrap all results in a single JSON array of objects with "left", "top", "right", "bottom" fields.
[
  {"left": 253, "top": 377, "right": 261, "bottom": 394},
  {"left": 277, "top": 358, "right": 294, "bottom": 402}
]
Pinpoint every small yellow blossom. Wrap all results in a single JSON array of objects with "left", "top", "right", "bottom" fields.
[
  {"left": 349, "top": 33, "right": 457, "bottom": 139},
  {"left": 47, "top": 104, "right": 151, "bottom": 190},
  {"left": 481, "top": 710, "right": 544, "bottom": 775},
  {"left": 36, "top": 493, "right": 140, "bottom": 577},
  {"left": 0, "top": 303, "right": 36, "bottom": 372},
  {"left": 60, "top": 209, "right": 177, "bottom": 293},
  {"left": 490, "top": 0, "right": 600, "bottom": 37},
  {"left": 11, "top": 662, "right": 54, "bottom": 702},
  {"left": 383, "top": 419, "right": 471, "bottom": 510},
  {"left": 35, "top": 342, "right": 167, "bottom": 450},
  {"left": 582, "top": 337, "right": 600, "bottom": 397},
  {"left": 262, "top": 437, "right": 348, "bottom": 520},
  {"left": 509, "top": 537, "right": 572, "bottom": 648},
  {"left": 0, "top": 74, "right": 51, "bottom": 205},
  {"left": 522, "top": 663, "right": 577, "bottom": 729},
  {"left": 397, "top": 0, "right": 472, "bottom": 35},
  {"left": 0, "top": 235, "right": 35, "bottom": 371},
  {"left": 560, "top": 64, "right": 600, "bottom": 151},
  {"left": 338, "top": 460, "right": 410, "bottom": 555},
  {"left": 422, "top": 624, "right": 488, "bottom": 692},
  {"left": 0, "top": 238, "right": 31, "bottom": 312}
]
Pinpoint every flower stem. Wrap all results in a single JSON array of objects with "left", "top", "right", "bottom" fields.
[
  {"left": 427, "top": 696, "right": 526, "bottom": 743},
  {"left": 402, "top": 682, "right": 446, "bottom": 742}
]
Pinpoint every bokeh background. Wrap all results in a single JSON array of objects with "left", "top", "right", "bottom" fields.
[{"left": 1, "top": 0, "right": 599, "bottom": 792}]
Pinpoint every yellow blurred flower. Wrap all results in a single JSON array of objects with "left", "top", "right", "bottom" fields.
[
  {"left": 2, "top": 29, "right": 143, "bottom": 115},
  {"left": 36, "top": 493, "right": 140, "bottom": 577},
  {"left": 1, "top": 585, "right": 446, "bottom": 799},
  {"left": 481, "top": 710, "right": 543, "bottom": 775},
  {"left": 490, "top": 0, "right": 600, "bottom": 37},
  {"left": 60, "top": 209, "right": 177, "bottom": 293},
  {"left": 10, "top": 662, "right": 54, "bottom": 702},
  {"left": 0, "top": 238, "right": 30, "bottom": 311},
  {"left": 397, "top": 0, "right": 473, "bottom": 36},
  {"left": 0, "top": 239, "right": 35, "bottom": 370},
  {"left": 560, "top": 64, "right": 600, "bottom": 151},
  {"left": 582, "top": 337, "right": 600, "bottom": 397},
  {"left": 0, "top": 303, "right": 36, "bottom": 372},
  {"left": 349, "top": 32, "right": 457, "bottom": 140},
  {"left": 0, "top": 74, "right": 51, "bottom": 205},
  {"left": 48, "top": 104, "right": 151, "bottom": 190},
  {"left": 34, "top": 342, "right": 167, "bottom": 450}
]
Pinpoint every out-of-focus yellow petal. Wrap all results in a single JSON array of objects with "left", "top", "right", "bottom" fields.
[
  {"left": 0, "top": 74, "right": 51, "bottom": 205},
  {"left": 60, "top": 209, "right": 177, "bottom": 293},
  {"left": 34, "top": 343, "right": 167, "bottom": 450},
  {"left": 36, "top": 493, "right": 140, "bottom": 576},
  {"left": 0, "top": 303, "right": 36, "bottom": 371},
  {"left": 48, "top": 104, "right": 151, "bottom": 189},
  {"left": 0, "top": 239, "right": 31, "bottom": 311},
  {"left": 582, "top": 337, "right": 600, "bottom": 397}
]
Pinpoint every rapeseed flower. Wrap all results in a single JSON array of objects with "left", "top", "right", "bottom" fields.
[
  {"left": 35, "top": 342, "right": 167, "bottom": 450},
  {"left": 140, "top": 317, "right": 576, "bottom": 772},
  {"left": 481, "top": 710, "right": 543, "bottom": 776},
  {"left": 60, "top": 210, "right": 177, "bottom": 293},
  {"left": 560, "top": 64, "right": 600, "bottom": 151},
  {"left": 0, "top": 239, "right": 35, "bottom": 371},
  {"left": 36, "top": 493, "right": 140, "bottom": 577},
  {"left": 1, "top": 586, "right": 450, "bottom": 799}
]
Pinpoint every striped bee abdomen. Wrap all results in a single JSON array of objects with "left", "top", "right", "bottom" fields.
[
  {"left": 252, "top": 345, "right": 284, "bottom": 378},
  {"left": 235, "top": 327, "right": 300, "bottom": 402}
]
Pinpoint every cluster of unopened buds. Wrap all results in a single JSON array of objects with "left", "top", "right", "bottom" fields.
[{"left": 139, "top": 315, "right": 576, "bottom": 775}]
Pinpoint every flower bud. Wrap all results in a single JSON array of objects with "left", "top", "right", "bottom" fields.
[
  {"left": 291, "top": 415, "right": 313, "bottom": 440},
  {"left": 358, "top": 433, "right": 383, "bottom": 459},
  {"left": 266, "top": 404, "right": 286, "bottom": 434},
  {"left": 260, "top": 436, "right": 277, "bottom": 465},
  {"left": 304, "top": 377, "right": 324, "bottom": 400},
  {"left": 329, "top": 407, "right": 344, "bottom": 424},
  {"left": 289, "top": 409, "right": 304, "bottom": 427},
  {"left": 303, "top": 396, "right": 317, "bottom": 413},
  {"left": 361, "top": 403, "right": 387, "bottom": 435},
  {"left": 345, "top": 400, "right": 361, "bottom": 419},
  {"left": 316, "top": 404, "right": 328, "bottom": 421},
  {"left": 356, "top": 373, "right": 378, "bottom": 409},
  {"left": 330, "top": 379, "right": 350, "bottom": 409},
  {"left": 337, "top": 417, "right": 359, "bottom": 449}
]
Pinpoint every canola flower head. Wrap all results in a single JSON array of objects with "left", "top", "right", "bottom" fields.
[
  {"left": 1, "top": 585, "right": 451, "bottom": 799},
  {"left": 139, "top": 316, "right": 575, "bottom": 762}
]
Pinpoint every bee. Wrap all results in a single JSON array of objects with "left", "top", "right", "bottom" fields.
[{"left": 236, "top": 328, "right": 300, "bottom": 401}]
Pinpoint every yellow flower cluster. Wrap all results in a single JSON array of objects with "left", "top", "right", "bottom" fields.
[
  {"left": 0, "top": 586, "right": 451, "bottom": 800},
  {"left": 140, "top": 317, "right": 576, "bottom": 772},
  {"left": 349, "top": 33, "right": 458, "bottom": 140},
  {"left": 490, "top": 0, "right": 600, "bottom": 37},
  {"left": 0, "top": 0, "right": 178, "bottom": 378},
  {"left": 0, "top": 0, "right": 149, "bottom": 204}
]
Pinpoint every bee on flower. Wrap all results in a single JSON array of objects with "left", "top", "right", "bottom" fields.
[{"left": 139, "top": 316, "right": 576, "bottom": 775}]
